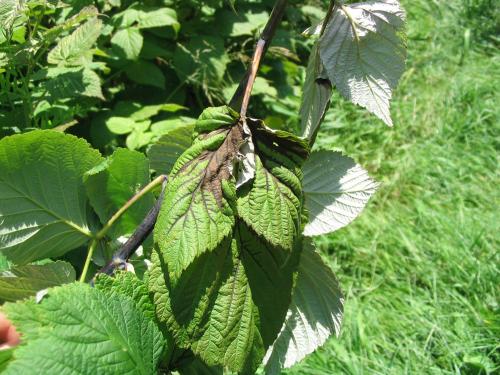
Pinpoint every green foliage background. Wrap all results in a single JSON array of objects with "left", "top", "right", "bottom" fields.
[{"left": 0, "top": 0, "right": 498, "bottom": 373}]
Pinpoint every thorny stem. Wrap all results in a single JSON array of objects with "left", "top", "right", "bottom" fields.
[{"left": 229, "top": 0, "right": 288, "bottom": 113}]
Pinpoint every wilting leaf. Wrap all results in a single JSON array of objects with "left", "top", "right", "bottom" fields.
[
  {"left": 153, "top": 106, "right": 240, "bottom": 282},
  {"left": 303, "top": 150, "right": 378, "bottom": 236},
  {"left": 319, "top": 0, "right": 406, "bottom": 126},
  {"left": 149, "top": 106, "right": 309, "bottom": 373}
]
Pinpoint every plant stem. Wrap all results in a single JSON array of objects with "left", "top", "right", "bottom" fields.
[
  {"left": 80, "top": 239, "right": 98, "bottom": 282},
  {"left": 80, "top": 175, "right": 167, "bottom": 282},
  {"left": 320, "top": 0, "right": 337, "bottom": 37},
  {"left": 240, "top": 39, "right": 265, "bottom": 118},
  {"left": 229, "top": 0, "right": 288, "bottom": 112},
  {"left": 92, "top": 177, "right": 168, "bottom": 280},
  {"left": 95, "top": 174, "right": 167, "bottom": 240}
]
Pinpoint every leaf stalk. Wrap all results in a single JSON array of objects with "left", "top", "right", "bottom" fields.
[
  {"left": 92, "top": 176, "right": 168, "bottom": 281},
  {"left": 94, "top": 174, "right": 167, "bottom": 240}
]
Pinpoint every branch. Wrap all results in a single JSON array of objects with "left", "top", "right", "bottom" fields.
[
  {"left": 91, "top": 176, "right": 168, "bottom": 281},
  {"left": 95, "top": 174, "right": 166, "bottom": 240},
  {"left": 229, "top": 0, "right": 288, "bottom": 112}
]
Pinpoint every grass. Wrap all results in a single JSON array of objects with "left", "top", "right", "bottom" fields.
[{"left": 288, "top": 0, "right": 499, "bottom": 374}]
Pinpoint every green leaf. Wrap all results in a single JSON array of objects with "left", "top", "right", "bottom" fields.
[
  {"left": 0, "top": 261, "right": 75, "bottom": 302},
  {"left": 190, "top": 225, "right": 301, "bottom": 373},
  {"left": 42, "top": 67, "right": 104, "bottom": 100},
  {"left": 0, "top": 130, "right": 103, "bottom": 265},
  {"left": 237, "top": 122, "right": 309, "bottom": 250},
  {"left": 177, "top": 355, "right": 223, "bottom": 375},
  {"left": 111, "top": 27, "right": 143, "bottom": 60},
  {"left": 215, "top": 10, "right": 268, "bottom": 37},
  {"left": 150, "top": 116, "right": 195, "bottom": 135},
  {"left": 173, "top": 36, "right": 229, "bottom": 85},
  {"left": 47, "top": 17, "right": 102, "bottom": 66},
  {"left": 106, "top": 116, "right": 136, "bottom": 134},
  {"left": 0, "top": 348, "right": 14, "bottom": 372},
  {"left": 84, "top": 148, "right": 154, "bottom": 238},
  {"left": 300, "top": 43, "right": 332, "bottom": 141},
  {"left": 113, "top": 8, "right": 139, "bottom": 28},
  {"left": 148, "top": 122, "right": 194, "bottom": 175},
  {"left": 125, "top": 60, "right": 165, "bottom": 89},
  {"left": 302, "top": 150, "right": 378, "bottom": 236},
  {"left": 140, "top": 35, "right": 173, "bottom": 59},
  {"left": 149, "top": 106, "right": 309, "bottom": 373},
  {"left": 111, "top": 101, "right": 185, "bottom": 122},
  {"left": 153, "top": 107, "right": 238, "bottom": 283},
  {"left": 319, "top": 0, "right": 407, "bottom": 126},
  {"left": 264, "top": 245, "right": 344, "bottom": 374},
  {"left": 0, "top": 253, "right": 9, "bottom": 272},
  {"left": 137, "top": 7, "right": 179, "bottom": 31},
  {"left": 126, "top": 128, "right": 153, "bottom": 150},
  {"left": 43, "top": 6, "right": 99, "bottom": 44},
  {"left": 1, "top": 283, "right": 165, "bottom": 374},
  {"left": 94, "top": 272, "right": 155, "bottom": 319},
  {"left": 0, "top": 0, "right": 25, "bottom": 32}
]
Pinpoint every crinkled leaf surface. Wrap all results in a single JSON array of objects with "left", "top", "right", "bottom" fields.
[
  {"left": 43, "top": 67, "right": 104, "bottom": 100},
  {"left": 0, "top": 261, "right": 75, "bottom": 302},
  {"left": 0, "top": 130, "right": 103, "bottom": 265},
  {"left": 237, "top": 121, "right": 309, "bottom": 250},
  {"left": 149, "top": 106, "right": 308, "bottom": 373},
  {"left": 264, "top": 245, "right": 343, "bottom": 373},
  {"left": 0, "top": 0, "right": 25, "bottom": 31},
  {"left": 153, "top": 107, "right": 238, "bottom": 282},
  {"left": 303, "top": 150, "right": 378, "bottom": 236},
  {"left": 84, "top": 148, "right": 154, "bottom": 238},
  {"left": 319, "top": 0, "right": 406, "bottom": 126},
  {"left": 94, "top": 272, "right": 156, "bottom": 320},
  {"left": 300, "top": 43, "right": 332, "bottom": 141},
  {"left": 47, "top": 17, "right": 102, "bottom": 66},
  {"left": 1, "top": 283, "right": 165, "bottom": 375}
]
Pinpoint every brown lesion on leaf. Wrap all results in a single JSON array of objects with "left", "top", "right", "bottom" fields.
[{"left": 199, "top": 120, "right": 246, "bottom": 206}]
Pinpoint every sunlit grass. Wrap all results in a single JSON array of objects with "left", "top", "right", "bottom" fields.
[{"left": 288, "top": 0, "right": 499, "bottom": 373}]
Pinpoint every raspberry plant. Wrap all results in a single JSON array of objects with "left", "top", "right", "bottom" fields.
[{"left": 0, "top": 0, "right": 406, "bottom": 373}]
